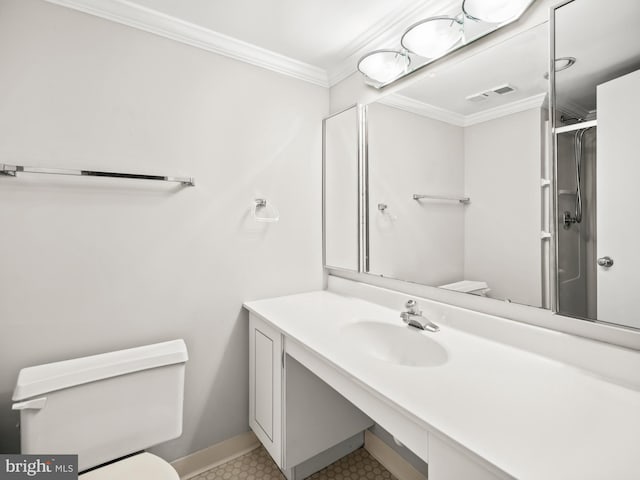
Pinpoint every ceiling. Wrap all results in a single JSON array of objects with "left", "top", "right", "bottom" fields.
[
  {"left": 397, "top": 22, "right": 548, "bottom": 117},
  {"left": 555, "top": 0, "right": 640, "bottom": 116},
  {"left": 46, "top": 0, "right": 461, "bottom": 86},
  {"left": 130, "top": 0, "right": 422, "bottom": 69},
  {"left": 378, "top": 21, "right": 547, "bottom": 126},
  {"left": 379, "top": 0, "right": 640, "bottom": 125}
]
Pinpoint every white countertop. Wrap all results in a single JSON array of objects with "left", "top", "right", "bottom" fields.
[{"left": 244, "top": 289, "right": 640, "bottom": 480}]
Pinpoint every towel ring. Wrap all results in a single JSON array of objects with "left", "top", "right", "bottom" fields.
[{"left": 252, "top": 198, "right": 279, "bottom": 223}]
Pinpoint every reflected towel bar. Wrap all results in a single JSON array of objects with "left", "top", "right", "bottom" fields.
[
  {"left": 413, "top": 194, "right": 470, "bottom": 204},
  {"left": 0, "top": 164, "right": 195, "bottom": 186},
  {"left": 555, "top": 119, "right": 597, "bottom": 134}
]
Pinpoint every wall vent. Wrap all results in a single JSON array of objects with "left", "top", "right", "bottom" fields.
[{"left": 493, "top": 84, "right": 516, "bottom": 95}]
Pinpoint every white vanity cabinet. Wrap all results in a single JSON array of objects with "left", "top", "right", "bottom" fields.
[
  {"left": 249, "top": 313, "right": 283, "bottom": 466},
  {"left": 249, "top": 313, "right": 374, "bottom": 479}
]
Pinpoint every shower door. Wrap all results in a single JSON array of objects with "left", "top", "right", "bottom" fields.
[{"left": 596, "top": 69, "right": 640, "bottom": 328}]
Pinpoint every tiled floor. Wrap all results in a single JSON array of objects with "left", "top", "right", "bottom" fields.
[{"left": 189, "top": 445, "right": 398, "bottom": 480}]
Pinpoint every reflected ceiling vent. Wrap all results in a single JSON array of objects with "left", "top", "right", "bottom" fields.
[
  {"left": 466, "top": 92, "right": 490, "bottom": 102},
  {"left": 493, "top": 84, "right": 516, "bottom": 95},
  {"left": 465, "top": 84, "right": 516, "bottom": 102}
]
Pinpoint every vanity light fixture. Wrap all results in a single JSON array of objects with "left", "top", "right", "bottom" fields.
[
  {"left": 358, "top": 0, "right": 534, "bottom": 87},
  {"left": 357, "top": 49, "right": 411, "bottom": 85},
  {"left": 401, "top": 16, "right": 464, "bottom": 59},
  {"left": 461, "top": 0, "right": 532, "bottom": 24}
]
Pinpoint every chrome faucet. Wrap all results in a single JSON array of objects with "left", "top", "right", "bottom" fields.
[{"left": 400, "top": 299, "right": 440, "bottom": 332}]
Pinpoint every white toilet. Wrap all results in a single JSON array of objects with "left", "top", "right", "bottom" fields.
[{"left": 12, "top": 339, "right": 188, "bottom": 478}]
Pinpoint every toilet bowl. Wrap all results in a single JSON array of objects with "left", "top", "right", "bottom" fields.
[{"left": 12, "top": 339, "right": 188, "bottom": 477}]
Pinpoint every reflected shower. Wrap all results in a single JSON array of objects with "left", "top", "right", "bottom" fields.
[{"left": 563, "top": 126, "right": 594, "bottom": 229}]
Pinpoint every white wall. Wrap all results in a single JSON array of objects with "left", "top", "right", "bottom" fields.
[
  {"left": 365, "top": 103, "right": 543, "bottom": 305},
  {"left": 463, "top": 108, "right": 543, "bottom": 306},
  {"left": 0, "top": 0, "right": 327, "bottom": 459},
  {"left": 367, "top": 103, "right": 464, "bottom": 285}
]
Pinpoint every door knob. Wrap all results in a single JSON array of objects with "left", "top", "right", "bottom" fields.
[{"left": 597, "top": 256, "right": 614, "bottom": 268}]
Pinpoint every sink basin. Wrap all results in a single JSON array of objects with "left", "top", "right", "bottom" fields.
[{"left": 341, "top": 320, "right": 448, "bottom": 367}]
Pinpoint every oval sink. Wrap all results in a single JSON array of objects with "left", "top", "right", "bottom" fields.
[{"left": 341, "top": 320, "right": 448, "bottom": 367}]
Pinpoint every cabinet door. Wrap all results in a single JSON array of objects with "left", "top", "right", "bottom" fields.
[{"left": 249, "top": 314, "right": 283, "bottom": 467}]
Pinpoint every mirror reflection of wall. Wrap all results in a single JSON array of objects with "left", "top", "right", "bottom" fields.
[
  {"left": 553, "top": 0, "right": 640, "bottom": 329},
  {"left": 324, "top": 106, "right": 360, "bottom": 272},
  {"left": 366, "top": 22, "right": 549, "bottom": 307}
]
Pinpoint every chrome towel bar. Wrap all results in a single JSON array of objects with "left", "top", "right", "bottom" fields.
[
  {"left": 413, "top": 194, "right": 470, "bottom": 204},
  {"left": 0, "top": 164, "right": 195, "bottom": 187}
]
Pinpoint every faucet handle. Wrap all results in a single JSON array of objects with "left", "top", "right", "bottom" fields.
[{"left": 405, "top": 299, "right": 420, "bottom": 314}]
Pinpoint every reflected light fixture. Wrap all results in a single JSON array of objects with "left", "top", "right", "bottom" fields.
[
  {"left": 544, "top": 57, "right": 576, "bottom": 79},
  {"left": 401, "top": 16, "right": 463, "bottom": 59},
  {"left": 357, "top": 50, "right": 411, "bottom": 85},
  {"left": 462, "top": 0, "right": 531, "bottom": 23}
]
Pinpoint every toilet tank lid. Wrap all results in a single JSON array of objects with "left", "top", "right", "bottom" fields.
[
  {"left": 13, "top": 339, "right": 188, "bottom": 401},
  {"left": 438, "top": 280, "right": 490, "bottom": 293}
]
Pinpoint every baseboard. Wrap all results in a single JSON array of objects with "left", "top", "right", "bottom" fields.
[
  {"left": 171, "top": 431, "right": 260, "bottom": 479},
  {"left": 364, "top": 430, "right": 428, "bottom": 480},
  {"left": 172, "top": 429, "right": 425, "bottom": 480}
]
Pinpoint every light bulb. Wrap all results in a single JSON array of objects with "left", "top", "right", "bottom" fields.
[
  {"left": 401, "top": 17, "right": 463, "bottom": 59},
  {"left": 357, "top": 50, "right": 411, "bottom": 85},
  {"left": 462, "top": 0, "right": 532, "bottom": 23}
]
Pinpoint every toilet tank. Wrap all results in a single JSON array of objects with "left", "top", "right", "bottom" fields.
[{"left": 12, "top": 339, "right": 188, "bottom": 472}]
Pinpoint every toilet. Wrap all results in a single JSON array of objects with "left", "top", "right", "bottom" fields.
[
  {"left": 12, "top": 339, "right": 188, "bottom": 478},
  {"left": 439, "top": 280, "right": 491, "bottom": 296}
]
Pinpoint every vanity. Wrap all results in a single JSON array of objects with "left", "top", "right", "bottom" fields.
[
  {"left": 246, "top": 0, "right": 640, "bottom": 478},
  {"left": 245, "top": 277, "right": 640, "bottom": 480}
]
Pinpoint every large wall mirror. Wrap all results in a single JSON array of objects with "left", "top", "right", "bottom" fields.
[
  {"left": 323, "top": 0, "right": 640, "bottom": 333},
  {"left": 552, "top": 0, "right": 640, "bottom": 330},
  {"left": 365, "top": 21, "right": 549, "bottom": 308}
]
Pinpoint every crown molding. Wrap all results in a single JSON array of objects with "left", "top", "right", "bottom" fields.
[
  {"left": 464, "top": 92, "right": 548, "bottom": 126},
  {"left": 379, "top": 92, "right": 548, "bottom": 127},
  {"left": 44, "top": 0, "right": 465, "bottom": 89},
  {"left": 45, "top": 0, "right": 329, "bottom": 87},
  {"left": 327, "top": 0, "right": 459, "bottom": 86},
  {"left": 378, "top": 94, "right": 466, "bottom": 126}
]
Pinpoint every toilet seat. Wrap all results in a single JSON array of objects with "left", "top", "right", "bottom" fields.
[{"left": 80, "top": 452, "right": 179, "bottom": 480}]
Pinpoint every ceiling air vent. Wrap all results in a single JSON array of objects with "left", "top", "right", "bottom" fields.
[
  {"left": 493, "top": 84, "right": 516, "bottom": 95},
  {"left": 466, "top": 84, "right": 517, "bottom": 102}
]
